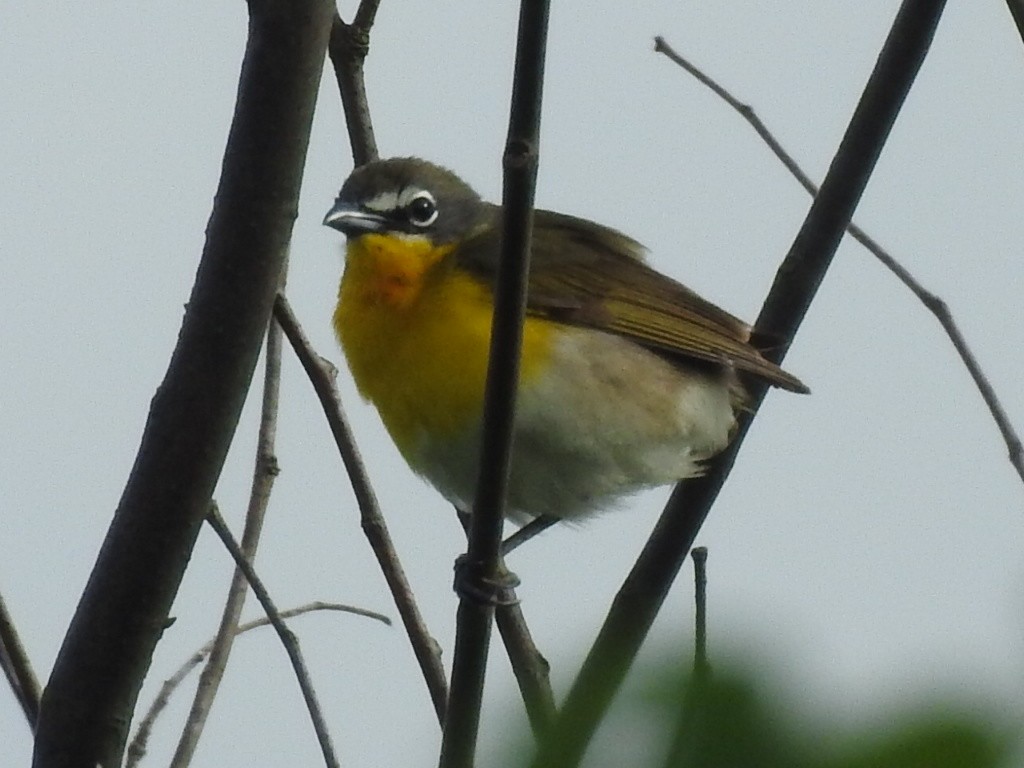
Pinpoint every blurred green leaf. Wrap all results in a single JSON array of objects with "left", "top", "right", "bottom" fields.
[{"left": 517, "top": 655, "right": 1012, "bottom": 768}]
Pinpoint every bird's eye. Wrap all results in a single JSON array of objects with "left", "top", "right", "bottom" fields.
[{"left": 406, "top": 191, "right": 438, "bottom": 228}]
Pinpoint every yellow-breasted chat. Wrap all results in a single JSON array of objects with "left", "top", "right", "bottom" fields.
[{"left": 324, "top": 157, "right": 807, "bottom": 524}]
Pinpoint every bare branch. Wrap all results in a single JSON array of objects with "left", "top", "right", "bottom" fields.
[
  {"left": 440, "top": 2, "right": 552, "bottom": 766},
  {"left": 660, "top": 547, "right": 711, "bottom": 768},
  {"left": 0, "top": 590, "right": 40, "bottom": 732},
  {"left": 205, "top": 505, "right": 340, "bottom": 768},
  {"left": 352, "top": 0, "right": 381, "bottom": 31},
  {"left": 170, "top": 312, "right": 284, "bottom": 768},
  {"left": 654, "top": 36, "right": 1024, "bottom": 487},
  {"left": 455, "top": 512, "right": 556, "bottom": 735},
  {"left": 690, "top": 547, "right": 709, "bottom": 679},
  {"left": 495, "top": 607, "right": 556, "bottom": 735},
  {"left": 328, "top": 9, "right": 379, "bottom": 166},
  {"left": 31, "top": 4, "right": 332, "bottom": 766},
  {"left": 273, "top": 294, "right": 450, "bottom": 722},
  {"left": 125, "top": 602, "right": 386, "bottom": 768},
  {"left": 532, "top": 2, "right": 950, "bottom": 765}
]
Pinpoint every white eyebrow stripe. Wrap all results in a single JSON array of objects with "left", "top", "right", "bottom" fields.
[
  {"left": 363, "top": 191, "right": 401, "bottom": 212},
  {"left": 397, "top": 186, "right": 432, "bottom": 207}
]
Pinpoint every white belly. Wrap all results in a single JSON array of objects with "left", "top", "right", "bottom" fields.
[{"left": 406, "top": 328, "right": 738, "bottom": 522}]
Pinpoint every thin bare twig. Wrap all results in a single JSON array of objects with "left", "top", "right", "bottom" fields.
[
  {"left": 0, "top": 590, "right": 40, "bottom": 732},
  {"left": 660, "top": 547, "right": 711, "bottom": 768},
  {"left": 205, "top": 505, "right": 340, "bottom": 768},
  {"left": 125, "top": 602, "right": 387, "bottom": 768},
  {"left": 690, "top": 548, "right": 709, "bottom": 679},
  {"left": 170, "top": 312, "right": 284, "bottom": 768},
  {"left": 273, "top": 294, "right": 450, "bottom": 722},
  {"left": 533, "top": 2, "right": 950, "bottom": 765},
  {"left": 654, "top": 36, "right": 1024, "bottom": 487}
]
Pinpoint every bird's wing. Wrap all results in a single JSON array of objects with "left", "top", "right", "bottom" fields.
[{"left": 458, "top": 209, "right": 808, "bottom": 393}]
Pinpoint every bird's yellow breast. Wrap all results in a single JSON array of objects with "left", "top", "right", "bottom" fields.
[{"left": 333, "top": 233, "right": 555, "bottom": 460}]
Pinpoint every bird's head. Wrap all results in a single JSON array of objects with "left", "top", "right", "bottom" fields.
[{"left": 323, "top": 157, "right": 491, "bottom": 246}]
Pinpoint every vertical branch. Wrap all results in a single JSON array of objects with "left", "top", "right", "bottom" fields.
[
  {"left": 456, "top": 513, "right": 556, "bottom": 735},
  {"left": 690, "top": 547, "right": 709, "bottom": 679},
  {"left": 660, "top": 547, "right": 710, "bottom": 768},
  {"left": 329, "top": 5, "right": 381, "bottom": 166},
  {"left": 439, "top": 2, "right": 552, "bottom": 767},
  {"left": 170, "top": 313, "right": 283, "bottom": 768},
  {"left": 30, "top": 3, "right": 332, "bottom": 766},
  {"left": 531, "top": 1, "right": 949, "bottom": 766}
]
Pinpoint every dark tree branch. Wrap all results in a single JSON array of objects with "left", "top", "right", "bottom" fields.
[
  {"left": 439, "top": 2, "right": 552, "bottom": 766},
  {"left": 329, "top": 7, "right": 380, "bottom": 166},
  {"left": 206, "top": 506, "right": 339, "bottom": 768},
  {"left": 125, "top": 601, "right": 387, "bottom": 768},
  {"left": 654, "top": 36, "right": 1024, "bottom": 487},
  {"left": 30, "top": 3, "right": 332, "bottom": 765},
  {"left": 0, "top": 590, "right": 40, "bottom": 732},
  {"left": 531, "top": 2, "right": 949, "bottom": 765},
  {"left": 274, "top": 294, "right": 450, "bottom": 723},
  {"left": 170, "top": 315, "right": 283, "bottom": 768}
]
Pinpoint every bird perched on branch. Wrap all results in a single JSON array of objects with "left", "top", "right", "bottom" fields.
[{"left": 324, "top": 157, "right": 806, "bottom": 525}]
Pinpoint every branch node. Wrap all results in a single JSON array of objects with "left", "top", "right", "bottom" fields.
[{"left": 503, "top": 140, "right": 538, "bottom": 169}]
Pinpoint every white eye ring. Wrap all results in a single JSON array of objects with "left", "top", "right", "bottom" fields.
[{"left": 406, "top": 191, "right": 438, "bottom": 228}]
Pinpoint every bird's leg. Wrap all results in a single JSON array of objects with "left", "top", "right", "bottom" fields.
[{"left": 500, "top": 515, "right": 559, "bottom": 556}]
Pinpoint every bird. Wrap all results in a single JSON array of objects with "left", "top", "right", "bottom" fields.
[{"left": 324, "top": 157, "right": 806, "bottom": 526}]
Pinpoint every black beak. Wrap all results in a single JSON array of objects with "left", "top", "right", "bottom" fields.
[{"left": 322, "top": 201, "right": 387, "bottom": 235}]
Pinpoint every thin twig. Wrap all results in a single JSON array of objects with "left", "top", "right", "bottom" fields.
[
  {"left": 125, "top": 602, "right": 387, "bottom": 768},
  {"left": 660, "top": 547, "right": 711, "bottom": 768},
  {"left": 30, "top": 5, "right": 333, "bottom": 765},
  {"left": 654, "top": 36, "right": 1024, "bottom": 487},
  {"left": 532, "top": 3, "right": 949, "bottom": 765},
  {"left": 439, "top": 2, "right": 552, "bottom": 766},
  {"left": 205, "top": 505, "right": 340, "bottom": 768},
  {"left": 170, "top": 310, "right": 284, "bottom": 768},
  {"left": 0, "top": 590, "right": 40, "bottom": 732},
  {"left": 274, "top": 294, "right": 450, "bottom": 722},
  {"left": 690, "top": 547, "right": 709, "bottom": 680}
]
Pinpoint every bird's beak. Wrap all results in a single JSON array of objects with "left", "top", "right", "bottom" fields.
[{"left": 322, "top": 202, "right": 387, "bottom": 236}]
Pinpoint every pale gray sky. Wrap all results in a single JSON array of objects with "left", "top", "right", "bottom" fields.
[{"left": 3, "top": 1, "right": 1023, "bottom": 766}]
